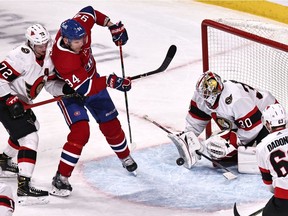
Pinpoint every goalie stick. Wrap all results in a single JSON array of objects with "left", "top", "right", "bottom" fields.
[
  {"left": 233, "top": 203, "right": 263, "bottom": 216},
  {"left": 23, "top": 45, "right": 177, "bottom": 110},
  {"left": 143, "top": 115, "right": 237, "bottom": 180}
]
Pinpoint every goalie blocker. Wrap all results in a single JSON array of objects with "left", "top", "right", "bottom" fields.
[{"left": 167, "top": 131, "right": 204, "bottom": 169}]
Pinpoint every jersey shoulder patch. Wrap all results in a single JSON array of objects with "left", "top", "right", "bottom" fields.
[
  {"left": 21, "top": 47, "right": 30, "bottom": 54},
  {"left": 225, "top": 94, "right": 233, "bottom": 105}
]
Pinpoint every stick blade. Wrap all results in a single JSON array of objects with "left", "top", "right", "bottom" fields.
[
  {"left": 129, "top": 141, "right": 137, "bottom": 151},
  {"left": 223, "top": 171, "right": 237, "bottom": 180},
  {"left": 157, "top": 45, "right": 177, "bottom": 71},
  {"left": 131, "top": 45, "right": 177, "bottom": 80},
  {"left": 167, "top": 45, "right": 177, "bottom": 58},
  {"left": 233, "top": 203, "right": 241, "bottom": 216}
]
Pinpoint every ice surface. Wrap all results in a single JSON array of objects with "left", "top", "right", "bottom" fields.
[{"left": 0, "top": 1, "right": 286, "bottom": 215}]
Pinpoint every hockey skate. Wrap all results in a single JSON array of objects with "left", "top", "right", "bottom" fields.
[
  {"left": 50, "top": 172, "right": 72, "bottom": 197},
  {"left": 121, "top": 155, "right": 137, "bottom": 176},
  {"left": 0, "top": 153, "right": 18, "bottom": 177},
  {"left": 17, "top": 175, "right": 49, "bottom": 205}
]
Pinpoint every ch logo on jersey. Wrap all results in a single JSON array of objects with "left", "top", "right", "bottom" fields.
[
  {"left": 84, "top": 48, "right": 94, "bottom": 72},
  {"left": 225, "top": 94, "right": 233, "bottom": 105},
  {"left": 25, "top": 76, "right": 45, "bottom": 100},
  {"left": 74, "top": 111, "right": 81, "bottom": 116}
]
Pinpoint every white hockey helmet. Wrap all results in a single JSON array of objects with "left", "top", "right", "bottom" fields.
[
  {"left": 262, "top": 103, "right": 286, "bottom": 131},
  {"left": 25, "top": 24, "right": 50, "bottom": 49},
  {"left": 196, "top": 71, "right": 223, "bottom": 107}
]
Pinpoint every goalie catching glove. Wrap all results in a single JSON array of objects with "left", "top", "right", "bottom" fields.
[
  {"left": 168, "top": 131, "right": 204, "bottom": 169},
  {"left": 205, "top": 130, "right": 238, "bottom": 160}
]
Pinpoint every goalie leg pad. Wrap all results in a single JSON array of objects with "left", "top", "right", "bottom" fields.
[
  {"left": 237, "top": 146, "right": 260, "bottom": 174},
  {"left": 168, "top": 131, "right": 203, "bottom": 169},
  {"left": 168, "top": 134, "right": 193, "bottom": 169}
]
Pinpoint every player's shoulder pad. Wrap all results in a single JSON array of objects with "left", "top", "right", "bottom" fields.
[
  {"left": 11, "top": 44, "right": 33, "bottom": 58},
  {"left": 79, "top": 6, "right": 94, "bottom": 15},
  {"left": 221, "top": 81, "right": 243, "bottom": 103},
  {"left": 6, "top": 44, "right": 35, "bottom": 67}
]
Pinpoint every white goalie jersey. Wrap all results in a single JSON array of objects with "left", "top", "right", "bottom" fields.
[
  {"left": 256, "top": 128, "right": 288, "bottom": 200},
  {"left": 0, "top": 43, "right": 64, "bottom": 104},
  {"left": 186, "top": 80, "right": 276, "bottom": 145}
]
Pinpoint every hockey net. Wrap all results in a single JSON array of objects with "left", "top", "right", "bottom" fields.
[{"left": 201, "top": 19, "right": 288, "bottom": 137}]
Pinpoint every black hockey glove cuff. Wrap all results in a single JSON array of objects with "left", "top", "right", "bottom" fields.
[
  {"left": 62, "top": 83, "right": 76, "bottom": 95},
  {"left": 6, "top": 95, "right": 25, "bottom": 119}
]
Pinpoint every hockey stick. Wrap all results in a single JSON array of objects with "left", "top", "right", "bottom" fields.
[
  {"left": 143, "top": 115, "right": 237, "bottom": 180},
  {"left": 130, "top": 45, "right": 177, "bottom": 80},
  {"left": 197, "top": 151, "right": 237, "bottom": 180},
  {"left": 23, "top": 94, "right": 78, "bottom": 110},
  {"left": 119, "top": 44, "right": 136, "bottom": 150},
  {"left": 233, "top": 203, "right": 264, "bottom": 216},
  {"left": 23, "top": 96, "right": 62, "bottom": 110},
  {"left": 23, "top": 46, "right": 177, "bottom": 110}
]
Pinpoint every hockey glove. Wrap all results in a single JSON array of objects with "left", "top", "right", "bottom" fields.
[
  {"left": 6, "top": 95, "right": 25, "bottom": 119},
  {"left": 108, "top": 21, "right": 128, "bottom": 46},
  {"left": 206, "top": 135, "right": 237, "bottom": 160},
  {"left": 107, "top": 74, "right": 131, "bottom": 92},
  {"left": 62, "top": 83, "right": 75, "bottom": 95}
]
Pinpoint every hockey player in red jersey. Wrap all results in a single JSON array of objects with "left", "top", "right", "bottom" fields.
[
  {"left": 0, "top": 24, "right": 69, "bottom": 205},
  {"left": 169, "top": 71, "right": 278, "bottom": 169},
  {"left": 256, "top": 103, "right": 288, "bottom": 216},
  {"left": 50, "top": 6, "right": 137, "bottom": 197}
]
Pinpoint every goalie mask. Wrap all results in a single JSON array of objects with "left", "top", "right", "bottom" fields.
[
  {"left": 25, "top": 24, "right": 51, "bottom": 50},
  {"left": 262, "top": 103, "right": 286, "bottom": 132},
  {"left": 196, "top": 71, "right": 223, "bottom": 107}
]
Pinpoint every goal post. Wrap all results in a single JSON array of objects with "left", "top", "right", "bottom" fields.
[{"left": 201, "top": 19, "right": 288, "bottom": 138}]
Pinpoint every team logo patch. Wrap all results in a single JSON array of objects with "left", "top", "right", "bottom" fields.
[
  {"left": 215, "top": 117, "right": 232, "bottom": 130},
  {"left": 21, "top": 47, "right": 30, "bottom": 54},
  {"left": 25, "top": 76, "right": 45, "bottom": 99},
  {"left": 225, "top": 94, "right": 233, "bottom": 105},
  {"left": 74, "top": 111, "right": 81, "bottom": 116}
]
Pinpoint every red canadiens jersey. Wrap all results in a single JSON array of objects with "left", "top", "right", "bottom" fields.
[
  {"left": 51, "top": 6, "right": 110, "bottom": 96},
  {"left": 186, "top": 80, "right": 276, "bottom": 145},
  {"left": 256, "top": 128, "right": 288, "bottom": 199},
  {"left": 0, "top": 43, "right": 64, "bottom": 104}
]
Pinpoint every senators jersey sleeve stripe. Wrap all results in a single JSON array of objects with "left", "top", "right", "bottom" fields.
[
  {"left": 189, "top": 100, "right": 211, "bottom": 121},
  {"left": 0, "top": 196, "right": 14, "bottom": 210},
  {"left": 235, "top": 106, "right": 262, "bottom": 131},
  {"left": 259, "top": 166, "right": 273, "bottom": 184},
  {"left": 0, "top": 61, "right": 21, "bottom": 82}
]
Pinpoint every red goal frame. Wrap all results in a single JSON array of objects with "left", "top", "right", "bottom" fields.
[{"left": 201, "top": 19, "right": 288, "bottom": 138}]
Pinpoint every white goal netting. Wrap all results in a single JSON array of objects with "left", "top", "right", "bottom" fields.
[{"left": 202, "top": 18, "right": 288, "bottom": 110}]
